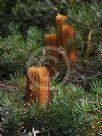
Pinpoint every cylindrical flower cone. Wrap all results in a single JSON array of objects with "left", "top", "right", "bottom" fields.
[
  {"left": 44, "top": 33, "right": 57, "bottom": 46},
  {"left": 38, "top": 67, "right": 50, "bottom": 106},
  {"left": 61, "top": 24, "right": 74, "bottom": 50},
  {"left": 67, "top": 43, "right": 76, "bottom": 68},
  {"left": 26, "top": 66, "right": 50, "bottom": 106},
  {"left": 26, "top": 66, "right": 37, "bottom": 103},
  {"left": 55, "top": 14, "right": 67, "bottom": 46},
  {"left": 44, "top": 34, "right": 55, "bottom": 45},
  {"left": 44, "top": 33, "right": 57, "bottom": 55},
  {"left": 44, "top": 33, "right": 58, "bottom": 75}
]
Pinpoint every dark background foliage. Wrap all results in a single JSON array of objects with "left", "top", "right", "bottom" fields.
[{"left": 0, "top": 0, "right": 101, "bottom": 37}]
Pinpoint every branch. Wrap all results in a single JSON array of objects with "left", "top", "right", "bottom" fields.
[
  {"left": 0, "top": 46, "right": 12, "bottom": 52},
  {"left": 0, "top": 82, "right": 17, "bottom": 91}
]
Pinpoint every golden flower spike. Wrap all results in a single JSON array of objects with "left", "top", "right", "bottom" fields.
[
  {"left": 26, "top": 66, "right": 50, "bottom": 107},
  {"left": 55, "top": 14, "right": 67, "bottom": 46},
  {"left": 68, "top": 43, "right": 76, "bottom": 68},
  {"left": 61, "top": 24, "right": 74, "bottom": 49}
]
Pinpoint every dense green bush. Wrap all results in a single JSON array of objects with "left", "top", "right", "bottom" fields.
[
  {"left": 0, "top": 82, "right": 102, "bottom": 136},
  {"left": 0, "top": 24, "right": 42, "bottom": 77}
]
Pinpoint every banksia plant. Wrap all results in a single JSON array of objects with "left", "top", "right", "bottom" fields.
[
  {"left": 67, "top": 43, "right": 76, "bottom": 67},
  {"left": 44, "top": 33, "right": 57, "bottom": 54},
  {"left": 55, "top": 14, "right": 67, "bottom": 33},
  {"left": 26, "top": 66, "right": 50, "bottom": 106},
  {"left": 44, "top": 33, "right": 58, "bottom": 75},
  {"left": 43, "top": 14, "right": 76, "bottom": 72},
  {"left": 61, "top": 24, "right": 75, "bottom": 49},
  {"left": 44, "top": 33, "right": 57, "bottom": 46},
  {"left": 55, "top": 14, "right": 67, "bottom": 45},
  {"left": 44, "top": 33, "right": 57, "bottom": 56},
  {"left": 61, "top": 24, "right": 76, "bottom": 67}
]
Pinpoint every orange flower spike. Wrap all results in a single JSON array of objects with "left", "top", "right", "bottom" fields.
[
  {"left": 50, "top": 34, "right": 57, "bottom": 56},
  {"left": 51, "top": 34, "right": 57, "bottom": 46},
  {"left": 55, "top": 14, "right": 67, "bottom": 46},
  {"left": 67, "top": 25, "right": 74, "bottom": 39},
  {"left": 26, "top": 66, "right": 50, "bottom": 107},
  {"left": 26, "top": 66, "right": 37, "bottom": 103},
  {"left": 55, "top": 14, "right": 67, "bottom": 33},
  {"left": 38, "top": 67, "right": 50, "bottom": 106},
  {"left": 44, "top": 33, "right": 57, "bottom": 61},
  {"left": 61, "top": 24, "right": 75, "bottom": 49},
  {"left": 44, "top": 33, "right": 57, "bottom": 46},
  {"left": 61, "top": 24, "right": 69, "bottom": 49},
  {"left": 68, "top": 43, "right": 76, "bottom": 67},
  {"left": 44, "top": 34, "right": 50, "bottom": 46}
]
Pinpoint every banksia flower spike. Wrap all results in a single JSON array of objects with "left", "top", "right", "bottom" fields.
[
  {"left": 38, "top": 67, "right": 50, "bottom": 106},
  {"left": 44, "top": 33, "right": 57, "bottom": 47},
  {"left": 67, "top": 43, "right": 76, "bottom": 67},
  {"left": 44, "top": 33, "right": 58, "bottom": 75},
  {"left": 26, "top": 66, "right": 50, "bottom": 107},
  {"left": 61, "top": 24, "right": 74, "bottom": 49},
  {"left": 44, "top": 33, "right": 57, "bottom": 56},
  {"left": 55, "top": 14, "right": 67, "bottom": 33},
  {"left": 26, "top": 66, "right": 37, "bottom": 103},
  {"left": 55, "top": 14, "right": 67, "bottom": 45},
  {"left": 67, "top": 24, "right": 75, "bottom": 39}
]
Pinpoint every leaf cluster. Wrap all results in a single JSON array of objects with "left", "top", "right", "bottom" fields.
[
  {"left": 0, "top": 24, "right": 42, "bottom": 76},
  {"left": 0, "top": 81, "right": 102, "bottom": 136}
]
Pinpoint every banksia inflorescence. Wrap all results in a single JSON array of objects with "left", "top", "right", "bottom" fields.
[
  {"left": 67, "top": 43, "right": 76, "bottom": 67},
  {"left": 55, "top": 14, "right": 67, "bottom": 46},
  {"left": 44, "top": 33, "right": 57, "bottom": 56},
  {"left": 61, "top": 24, "right": 74, "bottom": 49},
  {"left": 26, "top": 66, "right": 50, "bottom": 106},
  {"left": 43, "top": 14, "right": 76, "bottom": 75},
  {"left": 55, "top": 14, "right": 67, "bottom": 34},
  {"left": 44, "top": 33, "right": 57, "bottom": 46},
  {"left": 44, "top": 33, "right": 58, "bottom": 75},
  {"left": 56, "top": 14, "right": 76, "bottom": 67}
]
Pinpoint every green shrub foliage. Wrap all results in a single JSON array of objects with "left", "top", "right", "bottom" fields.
[
  {"left": 0, "top": 25, "right": 42, "bottom": 76},
  {"left": 0, "top": 82, "right": 102, "bottom": 136}
]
